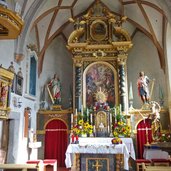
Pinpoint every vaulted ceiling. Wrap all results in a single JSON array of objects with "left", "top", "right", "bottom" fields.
[{"left": 13, "top": 0, "right": 171, "bottom": 75}]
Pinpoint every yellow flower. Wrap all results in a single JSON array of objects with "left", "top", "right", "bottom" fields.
[{"left": 78, "top": 119, "right": 83, "bottom": 125}]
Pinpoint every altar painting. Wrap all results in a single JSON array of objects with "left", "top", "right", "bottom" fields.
[{"left": 85, "top": 63, "right": 115, "bottom": 108}]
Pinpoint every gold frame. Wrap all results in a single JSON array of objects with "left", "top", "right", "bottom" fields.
[
  {"left": 90, "top": 19, "right": 108, "bottom": 41},
  {"left": 83, "top": 61, "right": 118, "bottom": 108}
]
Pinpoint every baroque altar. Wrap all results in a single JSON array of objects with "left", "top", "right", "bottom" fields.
[
  {"left": 66, "top": 1, "right": 134, "bottom": 171},
  {"left": 67, "top": 0, "right": 132, "bottom": 137}
]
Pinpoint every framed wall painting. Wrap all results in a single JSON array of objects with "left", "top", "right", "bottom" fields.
[{"left": 15, "top": 75, "right": 23, "bottom": 96}]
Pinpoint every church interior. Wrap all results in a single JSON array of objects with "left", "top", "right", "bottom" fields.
[{"left": 0, "top": 0, "right": 171, "bottom": 171}]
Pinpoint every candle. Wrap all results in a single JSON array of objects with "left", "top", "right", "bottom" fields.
[
  {"left": 110, "top": 113, "right": 112, "bottom": 124},
  {"left": 93, "top": 125, "right": 96, "bottom": 133},
  {"left": 90, "top": 113, "right": 93, "bottom": 124},
  {"left": 81, "top": 105, "right": 83, "bottom": 116},
  {"left": 87, "top": 108, "right": 89, "bottom": 122},
  {"left": 71, "top": 113, "right": 73, "bottom": 123},
  {"left": 107, "top": 125, "right": 110, "bottom": 133},
  {"left": 75, "top": 108, "right": 77, "bottom": 124},
  {"left": 129, "top": 82, "right": 133, "bottom": 100},
  {"left": 76, "top": 135, "right": 78, "bottom": 141}
]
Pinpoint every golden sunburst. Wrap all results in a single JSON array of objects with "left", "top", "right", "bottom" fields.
[{"left": 94, "top": 87, "right": 108, "bottom": 103}]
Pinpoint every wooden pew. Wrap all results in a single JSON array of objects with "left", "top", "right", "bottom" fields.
[
  {"left": 142, "top": 163, "right": 171, "bottom": 171},
  {"left": 0, "top": 163, "right": 42, "bottom": 171}
]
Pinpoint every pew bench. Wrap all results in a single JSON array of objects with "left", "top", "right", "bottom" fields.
[
  {"left": 142, "top": 163, "right": 171, "bottom": 171},
  {"left": 0, "top": 163, "right": 42, "bottom": 171}
]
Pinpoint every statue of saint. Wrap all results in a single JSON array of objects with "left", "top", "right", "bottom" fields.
[
  {"left": 48, "top": 74, "right": 61, "bottom": 105},
  {"left": 151, "top": 110, "right": 161, "bottom": 141},
  {"left": 148, "top": 102, "right": 162, "bottom": 142},
  {"left": 137, "top": 71, "right": 150, "bottom": 104}
]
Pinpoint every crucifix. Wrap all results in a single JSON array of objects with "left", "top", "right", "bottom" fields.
[{"left": 92, "top": 159, "right": 103, "bottom": 171}]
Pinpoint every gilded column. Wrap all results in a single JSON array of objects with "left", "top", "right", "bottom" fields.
[
  {"left": 117, "top": 56, "right": 127, "bottom": 112},
  {"left": 74, "top": 59, "right": 83, "bottom": 113}
]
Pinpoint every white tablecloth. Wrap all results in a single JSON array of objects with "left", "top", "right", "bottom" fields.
[
  {"left": 65, "top": 139, "right": 132, "bottom": 170},
  {"left": 78, "top": 137, "right": 135, "bottom": 160},
  {"left": 143, "top": 149, "right": 169, "bottom": 160}
]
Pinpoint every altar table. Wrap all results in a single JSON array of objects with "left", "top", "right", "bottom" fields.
[{"left": 65, "top": 138, "right": 135, "bottom": 171}]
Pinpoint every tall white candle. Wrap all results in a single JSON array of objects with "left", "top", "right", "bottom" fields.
[
  {"left": 75, "top": 108, "right": 77, "bottom": 124},
  {"left": 110, "top": 113, "right": 112, "bottom": 124},
  {"left": 129, "top": 82, "right": 133, "bottom": 100},
  {"left": 90, "top": 113, "right": 93, "bottom": 124},
  {"left": 81, "top": 105, "right": 83, "bottom": 116},
  {"left": 87, "top": 108, "right": 89, "bottom": 122},
  {"left": 107, "top": 125, "right": 110, "bottom": 133},
  {"left": 71, "top": 113, "right": 73, "bottom": 123},
  {"left": 93, "top": 125, "right": 96, "bottom": 133}
]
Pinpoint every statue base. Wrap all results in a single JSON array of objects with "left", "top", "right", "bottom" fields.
[{"left": 52, "top": 105, "right": 62, "bottom": 110}]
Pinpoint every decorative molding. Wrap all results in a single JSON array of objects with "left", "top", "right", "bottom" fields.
[{"left": 0, "top": 6, "right": 24, "bottom": 39}]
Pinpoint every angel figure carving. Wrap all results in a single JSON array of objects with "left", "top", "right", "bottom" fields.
[{"left": 47, "top": 74, "right": 61, "bottom": 105}]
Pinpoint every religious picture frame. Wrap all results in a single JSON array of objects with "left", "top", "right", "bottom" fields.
[
  {"left": 11, "top": 73, "right": 16, "bottom": 93},
  {"left": 24, "top": 49, "right": 38, "bottom": 100},
  {"left": 83, "top": 61, "right": 118, "bottom": 108},
  {"left": 15, "top": 75, "right": 23, "bottom": 96}
]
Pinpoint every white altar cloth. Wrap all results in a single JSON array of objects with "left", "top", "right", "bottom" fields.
[
  {"left": 78, "top": 137, "right": 135, "bottom": 160},
  {"left": 65, "top": 141, "right": 131, "bottom": 170}
]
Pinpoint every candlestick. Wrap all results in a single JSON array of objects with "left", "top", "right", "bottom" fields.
[{"left": 145, "top": 127, "right": 150, "bottom": 145}]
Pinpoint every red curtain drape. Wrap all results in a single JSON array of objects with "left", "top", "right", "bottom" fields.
[
  {"left": 45, "top": 119, "right": 68, "bottom": 167},
  {"left": 137, "top": 119, "right": 152, "bottom": 159}
]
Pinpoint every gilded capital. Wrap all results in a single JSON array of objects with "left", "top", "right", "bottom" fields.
[
  {"left": 117, "top": 56, "right": 127, "bottom": 65},
  {"left": 73, "top": 58, "right": 83, "bottom": 67}
]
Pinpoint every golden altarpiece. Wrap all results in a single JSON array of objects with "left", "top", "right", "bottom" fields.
[
  {"left": 0, "top": 66, "right": 14, "bottom": 163},
  {"left": 65, "top": 2, "right": 134, "bottom": 171},
  {"left": 67, "top": 1, "right": 132, "bottom": 135}
]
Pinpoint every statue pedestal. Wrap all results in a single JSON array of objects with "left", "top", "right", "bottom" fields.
[{"left": 29, "top": 142, "right": 42, "bottom": 160}]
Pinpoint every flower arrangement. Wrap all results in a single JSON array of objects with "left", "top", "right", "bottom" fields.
[
  {"left": 112, "top": 106, "right": 131, "bottom": 138},
  {"left": 111, "top": 137, "right": 122, "bottom": 144},
  {"left": 72, "top": 119, "right": 93, "bottom": 136},
  {"left": 113, "top": 121, "right": 131, "bottom": 137},
  {"left": 159, "top": 132, "right": 171, "bottom": 142}
]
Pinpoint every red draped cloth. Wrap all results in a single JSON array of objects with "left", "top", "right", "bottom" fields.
[
  {"left": 137, "top": 119, "right": 152, "bottom": 159},
  {"left": 45, "top": 119, "right": 68, "bottom": 167}
]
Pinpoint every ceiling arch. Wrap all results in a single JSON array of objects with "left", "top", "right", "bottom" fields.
[{"left": 14, "top": 0, "right": 170, "bottom": 75}]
